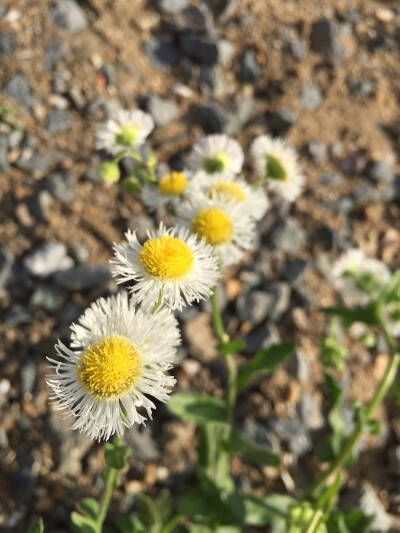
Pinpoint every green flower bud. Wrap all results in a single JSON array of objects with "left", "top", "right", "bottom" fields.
[
  {"left": 359, "top": 330, "right": 376, "bottom": 347},
  {"left": 147, "top": 150, "right": 158, "bottom": 173},
  {"left": 287, "top": 503, "right": 327, "bottom": 533},
  {"left": 115, "top": 125, "right": 139, "bottom": 148},
  {"left": 123, "top": 176, "right": 141, "bottom": 195},
  {"left": 99, "top": 161, "right": 120, "bottom": 184},
  {"left": 320, "top": 336, "right": 348, "bottom": 371}
]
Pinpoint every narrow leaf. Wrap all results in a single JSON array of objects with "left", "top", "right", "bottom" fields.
[
  {"left": 168, "top": 392, "right": 228, "bottom": 425},
  {"left": 70, "top": 512, "right": 97, "bottom": 533},
  {"left": 320, "top": 306, "right": 378, "bottom": 326},
  {"left": 221, "top": 429, "right": 281, "bottom": 466},
  {"left": 79, "top": 498, "right": 99, "bottom": 520},
  {"left": 240, "top": 493, "right": 295, "bottom": 526},
  {"left": 104, "top": 443, "right": 131, "bottom": 469},
  {"left": 217, "top": 340, "right": 245, "bottom": 356}
]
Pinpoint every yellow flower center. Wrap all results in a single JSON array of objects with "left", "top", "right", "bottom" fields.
[
  {"left": 158, "top": 172, "right": 188, "bottom": 196},
  {"left": 139, "top": 235, "right": 194, "bottom": 279},
  {"left": 191, "top": 207, "right": 233, "bottom": 246},
  {"left": 77, "top": 336, "right": 143, "bottom": 400},
  {"left": 207, "top": 181, "right": 246, "bottom": 202}
]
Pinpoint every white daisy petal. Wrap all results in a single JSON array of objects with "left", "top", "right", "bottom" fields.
[
  {"left": 46, "top": 292, "right": 177, "bottom": 441},
  {"left": 110, "top": 224, "right": 220, "bottom": 311},
  {"left": 180, "top": 195, "right": 255, "bottom": 269},
  {"left": 95, "top": 109, "right": 154, "bottom": 155},
  {"left": 188, "top": 134, "right": 244, "bottom": 175},
  {"left": 251, "top": 135, "right": 304, "bottom": 201}
]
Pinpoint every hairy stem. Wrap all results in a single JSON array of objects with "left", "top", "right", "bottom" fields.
[{"left": 305, "top": 509, "right": 324, "bottom": 533}]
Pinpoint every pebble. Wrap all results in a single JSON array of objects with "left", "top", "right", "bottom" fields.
[
  {"left": 217, "top": 39, "right": 235, "bottom": 65},
  {"left": 142, "top": 36, "right": 180, "bottom": 70},
  {"left": 242, "top": 420, "right": 281, "bottom": 453},
  {"left": 16, "top": 153, "right": 50, "bottom": 174},
  {"left": 4, "top": 304, "right": 32, "bottom": 327},
  {"left": 299, "top": 84, "right": 322, "bottom": 111},
  {"left": 127, "top": 213, "right": 156, "bottom": 242},
  {"left": 288, "top": 348, "right": 310, "bottom": 383},
  {"left": 20, "top": 360, "right": 37, "bottom": 394},
  {"left": 239, "top": 49, "right": 261, "bottom": 82},
  {"left": 0, "top": 33, "right": 15, "bottom": 56},
  {"left": 0, "top": 247, "right": 14, "bottom": 287},
  {"left": 267, "top": 108, "right": 298, "bottom": 136},
  {"left": 44, "top": 40, "right": 68, "bottom": 71},
  {"left": 23, "top": 242, "right": 74, "bottom": 278},
  {"left": 290, "top": 38, "right": 306, "bottom": 61},
  {"left": 319, "top": 172, "right": 343, "bottom": 187},
  {"left": 147, "top": 95, "right": 179, "bottom": 126},
  {"left": 0, "top": 379, "right": 10, "bottom": 408},
  {"left": 199, "top": 66, "right": 226, "bottom": 97},
  {"left": 279, "top": 258, "right": 308, "bottom": 283},
  {"left": 271, "top": 418, "right": 312, "bottom": 456},
  {"left": 263, "top": 283, "right": 291, "bottom": 321},
  {"left": 367, "top": 160, "right": 393, "bottom": 183},
  {"left": 0, "top": 134, "right": 8, "bottom": 171},
  {"left": 49, "top": 0, "right": 88, "bottom": 32},
  {"left": 180, "top": 35, "right": 218, "bottom": 65},
  {"left": 30, "top": 285, "right": 65, "bottom": 313},
  {"left": 2, "top": 73, "right": 34, "bottom": 111},
  {"left": 52, "top": 265, "right": 112, "bottom": 291},
  {"left": 299, "top": 394, "right": 324, "bottom": 430},
  {"left": 347, "top": 78, "right": 376, "bottom": 98},
  {"left": 157, "top": 0, "right": 190, "bottom": 14},
  {"left": 0, "top": 428, "right": 8, "bottom": 449},
  {"left": 45, "top": 171, "right": 77, "bottom": 203},
  {"left": 69, "top": 245, "right": 89, "bottom": 264},
  {"left": 242, "top": 322, "right": 281, "bottom": 355},
  {"left": 8, "top": 128, "right": 24, "bottom": 149},
  {"left": 340, "top": 484, "right": 390, "bottom": 532},
  {"left": 29, "top": 190, "right": 54, "bottom": 222},
  {"left": 310, "top": 18, "right": 343, "bottom": 62},
  {"left": 100, "top": 63, "right": 116, "bottom": 86},
  {"left": 124, "top": 426, "right": 160, "bottom": 462},
  {"left": 237, "top": 290, "right": 274, "bottom": 326},
  {"left": 46, "top": 109, "right": 73, "bottom": 133},
  {"left": 268, "top": 216, "right": 306, "bottom": 254},
  {"left": 308, "top": 141, "right": 327, "bottom": 166},
  {"left": 50, "top": 74, "right": 67, "bottom": 94}
]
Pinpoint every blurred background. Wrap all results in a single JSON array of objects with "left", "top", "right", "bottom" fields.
[{"left": 0, "top": 0, "right": 400, "bottom": 531}]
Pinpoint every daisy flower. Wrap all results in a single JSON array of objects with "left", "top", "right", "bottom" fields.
[
  {"left": 47, "top": 292, "right": 178, "bottom": 441},
  {"left": 95, "top": 109, "right": 154, "bottom": 155},
  {"left": 188, "top": 134, "right": 244, "bottom": 175},
  {"left": 110, "top": 224, "right": 220, "bottom": 311},
  {"left": 331, "top": 248, "right": 390, "bottom": 305},
  {"left": 181, "top": 196, "right": 255, "bottom": 268},
  {"left": 142, "top": 170, "right": 191, "bottom": 212},
  {"left": 187, "top": 172, "right": 269, "bottom": 221},
  {"left": 251, "top": 135, "right": 304, "bottom": 201}
]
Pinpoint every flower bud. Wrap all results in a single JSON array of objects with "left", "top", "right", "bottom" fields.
[
  {"left": 123, "top": 176, "right": 141, "bottom": 195},
  {"left": 99, "top": 161, "right": 120, "bottom": 184}
]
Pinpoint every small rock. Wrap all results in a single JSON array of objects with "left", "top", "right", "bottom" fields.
[
  {"left": 279, "top": 258, "right": 308, "bottom": 283},
  {"left": 100, "top": 63, "right": 116, "bottom": 86},
  {"left": 199, "top": 66, "right": 226, "bottom": 97},
  {"left": 268, "top": 216, "right": 306, "bottom": 254},
  {"left": 242, "top": 420, "right": 281, "bottom": 453},
  {"left": 0, "top": 247, "right": 14, "bottom": 287},
  {"left": 217, "top": 39, "right": 235, "bottom": 65},
  {"left": 0, "top": 33, "right": 15, "bottom": 56},
  {"left": 69, "top": 245, "right": 89, "bottom": 264},
  {"left": 299, "top": 84, "right": 322, "bottom": 111},
  {"left": 308, "top": 141, "right": 327, "bottom": 166},
  {"left": 23, "top": 242, "right": 73, "bottom": 278},
  {"left": 367, "top": 160, "right": 393, "bottom": 183},
  {"left": 142, "top": 37, "right": 179, "bottom": 70},
  {"left": 9, "top": 453, "right": 40, "bottom": 495},
  {"left": 347, "top": 78, "right": 376, "bottom": 98},
  {"left": 29, "top": 190, "right": 53, "bottom": 222},
  {"left": 67, "top": 85, "right": 86, "bottom": 110},
  {"left": 290, "top": 38, "right": 306, "bottom": 61},
  {"left": 0, "top": 428, "right": 8, "bottom": 449},
  {"left": 180, "top": 35, "right": 218, "bottom": 65},
  {"left": 147, "top": 95, "right": 179, "bottom": 127},
  {"left": 4, "top": 304, "right": 32, "bottom": 327},
  {"left": 16, "top": 153, "right": 49, "bottom": 174},
  {"left": 20, "top": 360, "right": 37, "bottom": 394},
  {"left": 267, "top": 108, "right": 298, "bottom": 136},
  {"left": 288, "top": 348, "right": 310, "bottom": 383},
  {"left": 183, "top": 312, "right": 217, "bottom": 362},
  {"left": 44, "top": 40, "right": 68, "bottom": 71},
  {"left": 45, "top": 171, "right": 77, "bottom": 203},
  {"left": 0, "top": 379, "right": 11, "bottom": 407},
  {"left": 158, "top": 0, "right": 190, "bottom": 14},
  {"left": 237, "top": 290, "right": 273, "bottom": 326},
  {"left": 50, "top": 0, "right": 88, "bottom": 32},
  {"left": 52, "top": 265, "right": 112, "bottom": 291},
  {"left": 0, "top": 134, "right": 8, "bottom": 171},
  {"left": 8, "top": 128, "right": 24, "bottom": 149},
  {"left": 389, "top": 446, "right": 400, "bottom": 476},
  {"left": 310, "top": 18, "right": 343, "bottom": 62},
  {"left": 271, "top": 418, "right": 312, "bottom": 456},
  {"left": 51, "top": 75, "right": 67, "bottom": 94},
  {"left": 239, "top": 49, "right": 261, "bottom": 82},
  {"left": 299, "top": 393, "right": 324, "bottom": 430},
  {"left": 242, "top": 322, "right": 281, "bottom": 355},
  {"left": 319, "top": 172, "right": 343, "bottom": 187},
  {"left": 340, "top": 484, "right": 390, "bottom": 532},
  {"left": 124, "top": 426, "right": 160, "bottom": 462},
  {"left": 3, "top": 73, "right": 33, "bottom": 111},
  {"left": 46, "top": 109, "right": 73, "bottom": 133},
  {"left": 263, "top": 283, "right": 291, "bottom": 321},
  {"left": 30, "top": 285, "right": 65, "bottom": 312}
]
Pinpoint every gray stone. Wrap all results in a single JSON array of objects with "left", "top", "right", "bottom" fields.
[
  {"left": 4, "top": 304, "right": 32, "bottom": 327},
  {"left": 263, "top": 283, "right": 291, "bottom": 321},
  {"left": 308, "top": 141, "right": 327, "bottom": 166},
  {"left": 299, "top": 84, "right": 322, "bottom": 111},
  {"left": 50, "top": 0, "right": 88, "bottom": 32},
  {"left": 0, "top": 247, "right": 14, "bottom": 288},
  {"left": 299, "top": 393, "right": 324, "bottom": 430},
  {"left": 0, "top": 33, "right": 14, "bottom": 56},
  {"left": 30, "top": 285, "right": 65, "bottom": 312},
  {"left": 279, "top": 258, "right": 308, "bottom": 283},
  {"left": 3, "top": 74, "right": 33, "bottom": 111},
  {"left": 158, "top": 0, "right": 190, "bottom": 14},
  {"left": 199, "top": 66, "right": 226, "bottom": 97},
  {"left": 46, "top": 109, "right": 73, "bottom": 133},
  {"left": 0, "top": 134, "right": 8, "bottom": 171},
  {"left": 288, "top": 348, "right": 310, "bottom": 383},
  {"left": 242, "top": 420, "right": 281, "bottom": 453},
  {"left": 44, "top": 40, "right": 68, "bottom": 71},
  {"left": 239, "top": 49, "right": 261, "bottom": 82},
  {"left": 142, "top": 37, "right": 179, "bottom": 70},
  {"left": 124, "top": 426, "right": 160, "bottom": 462},
  {"left": 45, "top": 171, "right": 76, "bottom": 203},
  {"left": 100, "top": 63, "right": 116, "bottom": 86},
  {"left": 23, "top": 242, "right": 73, "bottom": 278},
  {"left": 67, "top": 85, "right": 86, "bottom": 110},
  {"left": 69, "top": 245, "right": 89, "bottom": 264},
  {"left": 20, "top": 361, "right": 37, "bottom": 394},
  {"left": 52, "top": 265, "right": 112, "bottom": 291},
  {"left": 0, "top": 428, "right": 8, "bottom": 449},
  {"left": 243, "top": 322, "right": 281, "bottom": 355},
  {"left": 9, "top": 453, "right": 40, "bottom": 495},
  {"left": 322, "top": 197, "right": 353, "bottom": 214},
  {"left": 217, "top": 39, "right": 234, "bottom": 65},
  {"left": 29, "top": 190, "right": 53, "bottom": 222},
  {"left": 291, "top": 38, "right": 306, "bottom": 61},
  {"left": 310, "top": 18, "right": 343, "bottom": 62},
  {"left": 367, "top": 160, "right": 393, "bottom": 183},
  {"left": 267, "top": 108, "right": 298, "bottom": 135},
  {"left": 389, "top": 446, "right": 400, "bottom": 476},
  {"left": 271, "top": 418, "right": 312, "bottom": 456},
  {"left": 347, "top": 78, "right": 376, "bottom": 98},
  {"left": 127, "top": 214, "right": 156, "bottom": 243},
  {"left": 16, "top": 153, "right": 49, "bottom": 174},
  {"left": 268, "top": 216, "right": 306, "bottom": 254},
  {"left": 319, "top": 172, "right": 343, "bottom": 187},
  {"left": 237, "top": 290, "right": 273, "bottom": 326},
  {"left": 8, "top": 128, "right": 24, "bottom": 149},
  {"left": 147, "top": 95, "right": 179, "bottom": 127},
  {"left": 340, "top": 484, "right": 390, "bottom": 532},
  {"left": 50, "top": 75, "right": 67, "bottom": 94},
  {"left": 217, "top": 0, "right": 239, "bottom": 22},
  {"left": 180, "top": 35, "right": 218, "bottom": 65}
]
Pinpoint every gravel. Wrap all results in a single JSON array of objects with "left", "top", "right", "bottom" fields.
[
  {"left": 310, "top": 18, "right": 343, "bottom": 62},
  {"left": 0, "top": 134, "right": 8, "bottom": 171},
  {"left": 147, "top": 95, "right": 180, "bottom": 126},
  {"left": 268, "top": 216, "right": 306, "bottom": 254},
  {"left": 239, "top": 49, "right": 261, "bottom": 82},
  {"left": 52, "top": 265, "right": 112, "bottom": 291},
  {"left": 49, "top": 0, "right": 88, "bottom": 32},
  {"left": 366, "top": 160, "right": 393, "bottom": 183},
  {"left": 142, "top": 37, "right": 180, "bottom": 70},
  {"left": 180, "top": 35, "right": 219, "bottom": 65},
  {"left": 23, "top": 242, "right": 74, "bottom": 278},
  {"left": 2, "top": 74, "right": 34, "bottom": 111},
  {"left": 45, "top": 171, "right": 77, "bottom": 203},
  {"left": 299, "top": 84, "right": 323, "bottom": 111},
  {"left": 44, "top": 40, "right": 68, "bottom": 71},
  {"left": 157, "top": 0, "right": 190, "bottom": 14},
  {"left": 46, "top": 109, "right": 73, "bottom": 133},
  {"left": 0, "top": 247, "right": 14, "bottom": 288},
  {"left": 0, "top": 33, "right": 15, "bottom": 56}
]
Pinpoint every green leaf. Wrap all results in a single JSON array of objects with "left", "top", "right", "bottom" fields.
[
  {"left": 198, "top": 423, "right": 234, "bottom": 492},
  {"left": 79, "top": 498, "right": 99, "bottom": 520},
  {"left": 237, "top": 341, "right": 296, "bottom": 390},
  {"left": 316, "top": 473, "right": 341, "bottom": 511},
  {"left": 156, "top": 489, "right": 173, "bottom": 524},
  {"left": 320, "top": 305, "right": 378, "bottom": 327},
  {"left": 70, "top": 512, "right": 97, "bottom": 533},
  {"left": 178, "top": 487, "right": 241, "bottom": 526},
  {"left": 217, "top": 340, "right": 245, "bottom": 356},
  {"left": 240, "top": 493, "right": 294, "bottom": 526},
  {"left": 378, "top": 269, "right": 400, "bottom": 304},
  {"left": 137, "top": 493, "right": 159, "bottom": 526},
  {"left": 168, "top": 392, "right": 228, "bottom": 425},
  {"left": 27, "top": 519, "right": 44, "bottom": 533},
  {"left": 221, "top": 429, "right": 281, "bottom": 466},
  {"left": 326, "top": 510, "right": 375, "bottom": 533},
  {"left": 104, "top": 443, "right": 131, "bottom": 469},
  {"left": 115, "top": 514, "right": 144, "bottom": 533},
  {"left": 364, "top": 418, "right": 380, "bottom": 435}
]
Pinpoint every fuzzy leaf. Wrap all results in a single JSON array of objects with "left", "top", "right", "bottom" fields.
[
  {"left": 221, "top": 430, "right": 281, "bottom": 466},
  {"left": 168, "top": 393, "right": 228, "bottom": 425},
  {"left": 217, "top": 340, "right": 245, "bottom": 356},
  {"left": 79, "top": 498, "right": 99, "bottom": 520},
  {"left": 70, "top": 512, "right": 97, "bottom": 533},
  {"left": 104, "top": 443, "right": 131, "bottom": 470}
]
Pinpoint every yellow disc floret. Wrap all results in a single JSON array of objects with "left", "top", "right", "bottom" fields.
[
  {"left": 139, "top": 235, "right": 194, "bottom": 279},
  {"left": 191, "top": 207, "right": 233, "bottom": 246},
  {"left": 208, "top": 181, "right": 246, "bottom": 202},
  {"left": 77, "top": 336, "right": 143, "bottom": 400},
  {"left": 158, "top": 172, "right": 188, "bottom": 196}
]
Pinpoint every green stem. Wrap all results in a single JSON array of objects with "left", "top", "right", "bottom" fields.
[
  {"left": 304, "top": 509, "right": 324, "bottom": 533},
  {"left": 250, "top": 177, "right": 266, "bottom": 191},
  {"left": 226, "top": 353, "right": 237, "bottom": 423},
  {"left": 95, "top": 434, "right": 123, "bottom": 532},
  {"left": 307, "top": 311, "right": 399, "bottom": 499},
  {"left": 210, "top": 288, "right": 229, "bottom": 345}
]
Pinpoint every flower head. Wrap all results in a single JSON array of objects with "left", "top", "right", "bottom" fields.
[
  {"left": 187, "top": 172, "right": 269, "bottom": 221},
  {"left": 142, "top": 171, "right": 191, "bottom": 211},
  {"left": 181, "top": 196, "right": 255, "bottom": 268},
  {"left": 188, "top": 134, "right": 244, "bottom": 175},
  {"left": 47, "top": 293, "right": 178, "bottom": 441},
  {"left": 95, "top": 109, "right": 154, "bottom": 155},
  {"left": 110, "top": 224, "right": 220, "bottom": 311},
  {"left": 251, "top": 135, "right": 304, "bottom": 201}
]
